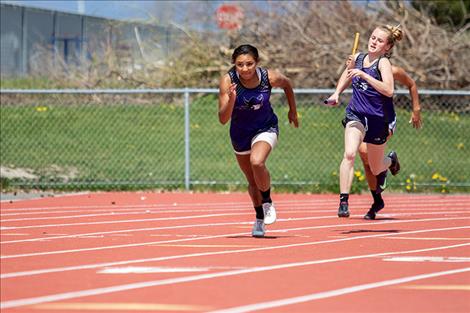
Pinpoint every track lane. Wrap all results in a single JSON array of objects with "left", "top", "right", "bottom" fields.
[{"left": 1, "top": 192, "right": 469, "bottom": 312}]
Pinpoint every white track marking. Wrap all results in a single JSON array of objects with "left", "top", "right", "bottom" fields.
[
  {"left": 1, "top": 218, "right": 469, "bottom": 258},
  {"left": 29, "top": 302, "right": 212, "bottom": 311},
  {"left": 1, "top": 196, "right": 468, "bottom": 213},
  {"left": 2, "top": 200, "right": 468, "bottom": 216},
  {"left": 399, "top": 284, "right": 470, "bottom": 291},
  {"left": 269, "top": 216, "right": 470, "bottom": 233},
  {"left": 386, "top": 236, "right": 470, "bottom": 241},
  {"left": 0, "top": 221, "right": 252, "bottom": 244},
  {"left": 207, "top": 267, "right": 470, "bottom": 313},
  {"left": 0, "top": 207, "right": 252, "bottom": 216},
  {"left": 0, "top": 212, "right": 249, "bottom": 230},
  {"left": 1, "top": 216, "right": 469, "bottom": 259},
  {"left": 0, "top": 199, "right": 321, "bottom": 212},
  {"left": 0, "top": 220, "right": 252, "bottom": 244},
  {"left": 98, "top": 266, "right": 247, "bottom": 274},
  {"left": 1, "top": 210, "right": 173, "bottom": 222},
  {"left": 2, "top": 249, "right": 469, "bottom": 310},
  {"left": 3, "top": 209, "right": 468, "bottom": 231},
  {"left": 2, "top": 241, "right": 468, "bottom": 279},
  {"left": 383, "top": 256, "right": 470, "bottom": 263},
  {"left": 0, "top": 208, "right": 347, "bottom": 223},
  {"left": 2, "top": 210, "right": 469, "bottom": 244},
  {"left": 1, "top": 206, "right": 468, "bottom": 223},
  {"left": 2, "top": 224, "right": 469, "bottom": 278}
]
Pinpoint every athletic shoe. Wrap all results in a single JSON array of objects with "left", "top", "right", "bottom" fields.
[
  {"left": 262, "top": 202, "right": 276, "bottom": 225},
  {"left": 252, "top": 219, "right": 265, "bottom": 237},
  {"left": 364, "top": 200, "right": 385, "bottom": 220},
  {"left": 376, "top": 170, "right": 388, "bottom": 194},
  {"left": 337, "top": 201, "right": 350, "bottom": 218},
  {"left": 388, "top": 151, "right": 400, "bottom": 176},
  {"left": 364, "top": 209, "right": 376, "bottom": 220}
]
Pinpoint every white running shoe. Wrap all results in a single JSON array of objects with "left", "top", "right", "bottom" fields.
[
  {"left": 262, "top": 202, "right": 276, "bottom": 225},
  {"left": 252, "top": 219, "right": 265, "bottom": 237}
]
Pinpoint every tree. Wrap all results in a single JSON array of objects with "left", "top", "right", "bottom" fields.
[{"left": 411, "top": 0, "right": 470, "bottom": 29}]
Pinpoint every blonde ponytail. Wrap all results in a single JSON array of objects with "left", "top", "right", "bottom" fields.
[
  {"left": 379, "top": 24, "right": 403, "bottom": 58},
  {"left": 388, "top": 24, "right": 403, "bottom": 43}
]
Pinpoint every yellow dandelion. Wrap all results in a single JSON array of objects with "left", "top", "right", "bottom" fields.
[
  {"left": 406, "top": 178, "right": 411, "bottom": 183},
  {"left": 457, "top": 143, "right": 464, "bottom": 150},
  {"left": 35, "top": 106, "right": 48, "bottom": 112},
  {"left": 354, "top": 170, "right": 362, "bottom": 177},
  {"left": 432, "top": 173, "right": 440, "bottom": 180},
  {"left": 427, "top": 159, "right": 433, "bottom": 165}
]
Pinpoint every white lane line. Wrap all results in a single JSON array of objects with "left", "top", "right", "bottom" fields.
[
  {"left": 0, "top": 206, "right": 256, "bottom": 217},
  {"left": 2, "top": 224, "right": 469, "bottom": 279},
  {"left": 2, "top": 239, "right": 468, "bottom": 279},
  {"left": 1, "top": 196, "right": 467, "bottom": 213},
  {"left": 2, "top": 200, "right": 468, "bottom": 215},
  {"left": 1, "top": 218, "right": 469, "bottom": 258},
  {"left": 0, "top": 212, "right": 248, "bottom": 230},
  {"left": 269, "top": 216, "right": 470, "bottom": 233},
  {"left": 1, "top": 210, "right": 166, "bottom": 222},
  {"left": 2, "top": 247, "right": 469, "bottom": 310},
  {"left": 383, "top": 256, "right": 470, "bottom": 263},
  {"left": 0, "top": 208, "right": 360, "bottom": 222},
  {"left": 1, "top": 217, "right": 469, "bottom": 259},
  {"left": 0, "top": 199, "right": 320, "bottom": 212},
  {"left": 383, "top": 211, "right": 470, "bottom": 217},
  {"left": 29, "top": 302, "right": 212, "bottom": 311},
  {"left": 386, "top": 236, "right": 470, "bottom": 241},
  {"left": 399, "top": 284, "right": 470, "bottom": 291},
  {"left": 1, "top": 210, "right": 468, "bottom": 237},
  {"left": 0, "top": 213, "right": 372, "bottom": 244},
  {"left": 2, "top": 210, "right": 469, "bottom": 245},
  {"left": 97, "top": 266, "right": 247, "bottom": 274},
  {"left": 1, "top": 202, "right": 468, "bottom": 225},
  {"left": 0, "top": 207, "right": 251, "bottom": 217},
  {"left": 207, "top": 267, "right": 470, "bottom": 313},
  {"left": 0, "top": 221, "right": 252, "bottom": 244}
]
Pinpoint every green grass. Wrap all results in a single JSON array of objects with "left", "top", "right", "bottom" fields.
[
  {"left": 1, "top": 95, "right": 469, "bottom": 193},
  {"left": 0, "top": 77, "right": 63, "bottom": 89}
]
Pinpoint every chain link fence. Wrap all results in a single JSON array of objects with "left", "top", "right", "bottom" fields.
[{"left": 1, "top": 89, "right": 469, "bottom": 193}]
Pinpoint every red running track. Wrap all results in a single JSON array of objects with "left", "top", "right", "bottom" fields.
[{"left": 1, "top": 192, "right": 469, "bottom": 313}]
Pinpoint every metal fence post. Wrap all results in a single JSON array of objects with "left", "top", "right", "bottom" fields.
[
  {"left": 1, "top": 88, "right": 469, "bottom": 190},
  {"left": 184, "top": 89, "right": 190, "bottom": 190}
]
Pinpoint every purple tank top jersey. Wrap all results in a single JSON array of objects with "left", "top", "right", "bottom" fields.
[
  {"left": 348, "top": 53, "right": 395, "bottom": 120},
  {"left": 228, "top": 67, "right": 278, "bottom": 148}
]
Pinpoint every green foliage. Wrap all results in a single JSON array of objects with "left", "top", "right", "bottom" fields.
[
  {"left": 411, "top": 0, "right": 469, "bottom": 29},
  {"left": 1, "top": 95, "right": 469, "bottom": 193},
  {"left": 0, "top": 77, "right": 61, "bottom": 89},
  {"left": 0, "top": 177, "right": 11, "bottom": 191}
]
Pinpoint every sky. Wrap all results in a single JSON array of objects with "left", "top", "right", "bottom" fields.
[
  {"left": 1, "top": 0, "right": 164, "bottom": 20},
  {"left": 0, "top": 0, "right": 233, "bottom": 21},
  {"left": 1, "top": 0, "right": 373, "bottom": 28}
]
